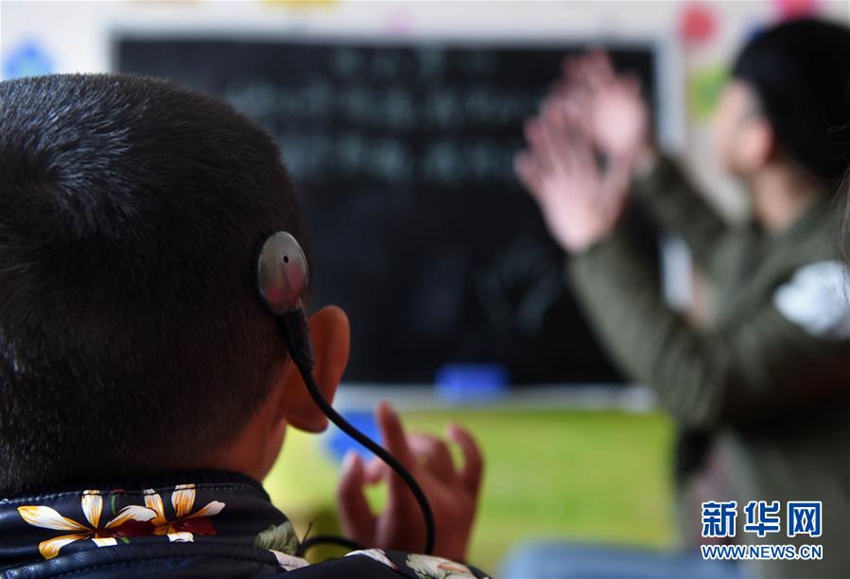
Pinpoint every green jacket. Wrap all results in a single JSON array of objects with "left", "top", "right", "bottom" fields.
[{"left": 568, "top": 158, "right": 850, "bottom": 578}]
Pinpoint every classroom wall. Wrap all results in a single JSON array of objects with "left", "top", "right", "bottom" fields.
[{"left": 2, "top": 0, "right": 848, "bottom": 218}]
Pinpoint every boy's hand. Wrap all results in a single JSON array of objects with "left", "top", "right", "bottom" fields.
[
  {"left": 337, "top": 402, "right": 483, "bottom": 563},
  {"left": 514, "top": 115, "right": 632, "bottom": 253}
]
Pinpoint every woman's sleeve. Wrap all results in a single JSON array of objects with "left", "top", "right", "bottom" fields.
[
  {"left": 632, "top": 157, "right": 730, "bottom": 279},
  {"left": 567, "top": 231, "right": 850, "bottom": 429}
]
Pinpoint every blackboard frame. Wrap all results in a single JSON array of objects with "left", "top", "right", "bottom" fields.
[{"left": 109, "top": 27, "right": 685, "bottom": 151}]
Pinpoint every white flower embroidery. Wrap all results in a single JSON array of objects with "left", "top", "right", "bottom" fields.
[
  {"left": 405, "top": 553, "right": 477, "bottom": 579},
  {"left": 269, "top": 549, "right": 311, "bottom": 571},
  {"left": 18, "top": 490, "right": 157, "bottom": 559},
  {"left": 143, "top": 484, "right": 225, "bottom": 542},
  {"left": 346, "top": 548, "right": 398, "bottom": 570}
]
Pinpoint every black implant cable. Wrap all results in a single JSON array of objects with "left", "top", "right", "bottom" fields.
[{"left": 277, "top": 311, "right": 436, "bottom": 557}]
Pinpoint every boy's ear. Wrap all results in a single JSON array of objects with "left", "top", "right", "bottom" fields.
[{"left": 279, "top": 305, "right": 350, "bottom": 433}]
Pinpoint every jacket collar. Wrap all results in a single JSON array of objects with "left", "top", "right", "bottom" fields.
[{"left": 0, "top": 470, "right": 302, "bottom": 571}]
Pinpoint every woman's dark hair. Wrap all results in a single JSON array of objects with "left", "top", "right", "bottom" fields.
[{"left": 733, "top": 18, "right": 850, "bottom": 182}]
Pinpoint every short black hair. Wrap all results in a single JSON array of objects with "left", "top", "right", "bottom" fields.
[
  {"left": 0, "top": 74, "right": 307, "bottom": 495},
  {"left": 733, "top": 18, "right": 850, "bottom": 182}
]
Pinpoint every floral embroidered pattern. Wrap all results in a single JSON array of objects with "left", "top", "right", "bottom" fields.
[
  {"left": 144, "top": 484, "right": 225, "bottom": 542},
  {"left": 345, "top": 549, "right": 490, "bottom": 579},
  {"left": 254, "top": 520, "right": 299, "bottom": 555},
  {"left": 405, "top": 554, "right": 480, "bottom": 579},
  {"left": 269, "top": 549, "right": 310, "bottom": 571},
  {"left": 346, "top": 548, "right": 398, "bottom": 570},
  {"left": 13, "top": 481, "right": 491, "bottom": 577},
  {"left": 17, "top": 485, "right": 226, "bottom": 559},
  {"left": 17, "top": 490, "right": 157, "bottom": 559}
]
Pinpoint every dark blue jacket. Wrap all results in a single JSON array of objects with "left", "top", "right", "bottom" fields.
[{"left": 0, "top": 471, "right": 489, "bottom": 578}]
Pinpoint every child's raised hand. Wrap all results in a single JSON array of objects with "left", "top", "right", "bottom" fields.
[{"left": 336, "top": 402, "right": 483, "bottom": 562}]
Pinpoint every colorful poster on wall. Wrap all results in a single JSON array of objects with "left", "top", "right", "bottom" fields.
[
  {"left": 689, "top": 63, "right": 728, "bottom": 121},
  {"left": 679, "top": 2, "right": 719, "bottom": 47},
  {"left": 2, "top": 40, "right": 54, "bottom": 80},
  {"left": 774, "top": 0, "right": 822, "bottom": 20}
]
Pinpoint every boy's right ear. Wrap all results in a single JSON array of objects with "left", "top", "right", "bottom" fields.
[{"left": 279, "top": 306, "right": 350, "bottom": 433}]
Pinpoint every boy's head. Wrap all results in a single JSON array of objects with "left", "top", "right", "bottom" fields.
[
  {"left": 0, "top": 74, "right": 348, "bottom": 495},
  {"left": 712, "top": 18, "right": 850, "bottom": 184}
]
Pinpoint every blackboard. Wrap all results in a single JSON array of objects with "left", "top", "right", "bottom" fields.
[{"left": 116, "top": 38, "right": 662, "bottom": 385}]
